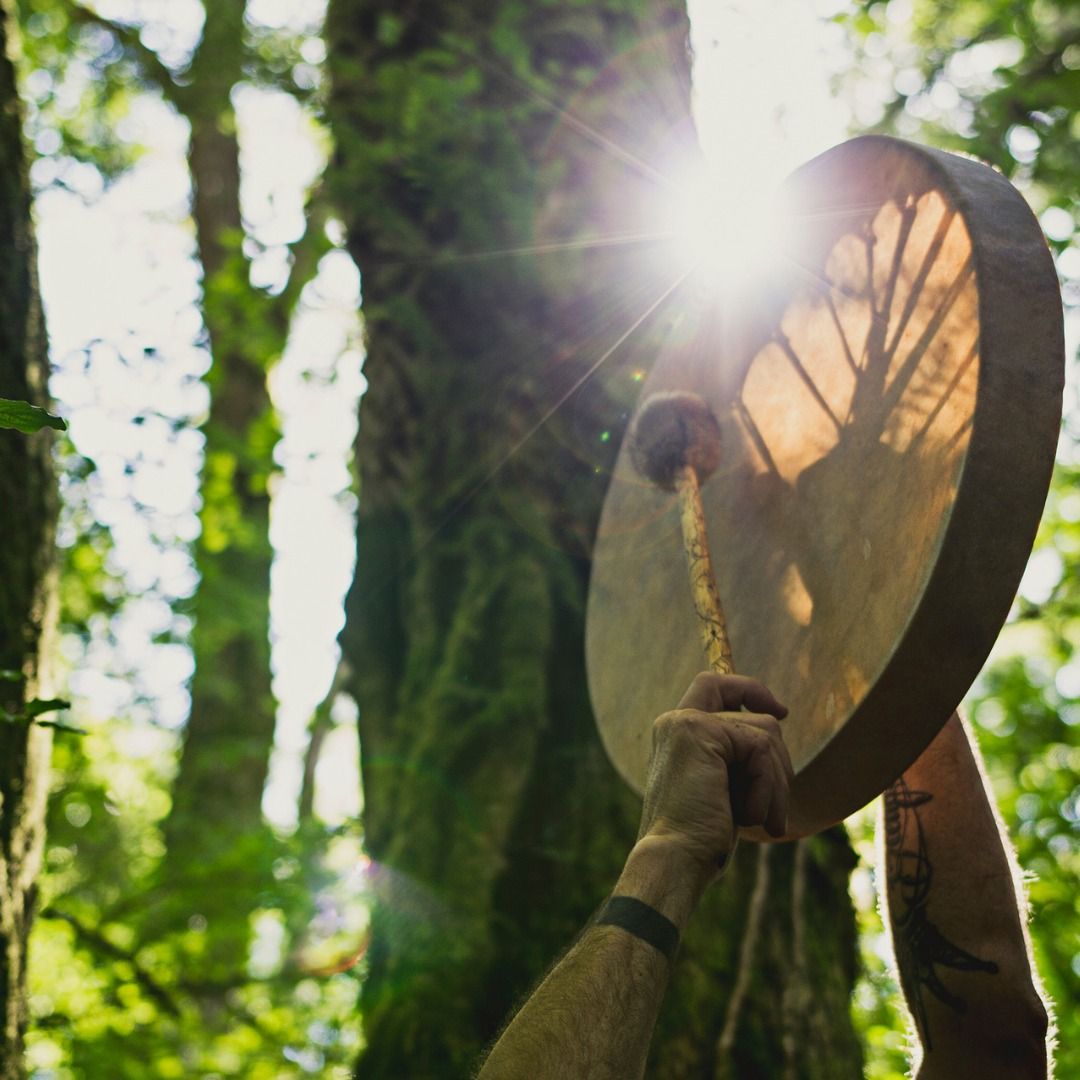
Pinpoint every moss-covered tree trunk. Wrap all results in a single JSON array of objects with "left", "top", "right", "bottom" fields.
[
  {"left": 50, "top": 0, "right": 332, "bottom": 983},
  {"left": 0, "top": 7, "right": 58, "bottom": 1076},
  {"left": 158, "top": 0, "right": 280, "bottom": 981},
  {"left": 326, "top": 3, "right": 865, "bottom": 1076}
]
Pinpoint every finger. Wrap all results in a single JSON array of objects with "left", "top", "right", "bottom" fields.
[
  {"left": 773, "top": 731, "right": 795, "bottom": 785},
  {"left": 757, "top": 730, "right": 792, "bottom": 836},
  {"left": 758, "top": 720, "right": 794, "bottom": 787},
  {"left": 730, "top": 727, "right": 775, "bottom": 828},
  {"left": 727, "top": 677, "right": 789, "bottom": 720},
  {"left": 738, "top": 758, "right": 772, "bottom": 828},
  {"left": 749, "top": 741, "right": 787, "bottom": 836},
  {"left": 739, "top": 712, "right": 795, "bottom": 786},
  {"left": 727, "top": 724, "right": 790, "bottom": 835},
  {"left": 677, "top": 672, "right": 788, "bottom": 718},
  {"left": 765, "top": 757, "right": 789, "bottom": 838}
]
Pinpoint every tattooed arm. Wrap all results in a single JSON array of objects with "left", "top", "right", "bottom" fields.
[
  {"left": 475, "top": 673, "right": 792, "bottom": 1080},
  {"left": 883, "top": 713, "right": 1049, "bottom": 1079}
]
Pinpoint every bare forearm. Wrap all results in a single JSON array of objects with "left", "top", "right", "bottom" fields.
[
  {"left": 476, "top": 923, "right": 667, "bottom": 1080},
  {"left": 478, "top": 674, "right": 791, "bottom": 1078},
  {"left": 883, "top": 713, "right": 1048, "bottom": 1079},
  {"left": 476, "top": 839, "right": 705, "bottom": 1080}
]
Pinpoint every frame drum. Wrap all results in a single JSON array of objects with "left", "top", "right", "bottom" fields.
[{"left": 586, "top": 136, "right": 1063, "bottom": 837}]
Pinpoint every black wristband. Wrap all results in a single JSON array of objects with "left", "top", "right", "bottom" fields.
[{"left": 596, "top": 896, "right": 679, "bottom": 962}]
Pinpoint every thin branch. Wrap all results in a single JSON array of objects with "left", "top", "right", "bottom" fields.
[
  {"left": 42, "top": 906, "right": 283, "bottom": 1039},
  {"left": 40, "top": 906, "right": 182, "bottom": 1017},
  {"left": 715, "top": 844, "right": 773, "bottom": 1077},
  {"left": 298, "top": 658, "right": 353, "bottom": 822},
  {"left": 270, "top": 181, "right": 334, "bottom": 333},
  {"left": 782, "top": 840, "right": 810, "bottom": 1080},
  {"left": 65, "top": 1, "right": 186, "bottom": 108}
]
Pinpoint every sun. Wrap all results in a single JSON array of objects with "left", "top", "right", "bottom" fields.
[
  {"left": 643, "top": 0, "right": 848, "bottom": 297},
  {"left": 653, "top": 159, "right": 793, "bottom": 295}
]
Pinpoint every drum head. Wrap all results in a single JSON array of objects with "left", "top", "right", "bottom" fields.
[{"left": 586, "top": 135, "right": 1062, "bottom": 837}]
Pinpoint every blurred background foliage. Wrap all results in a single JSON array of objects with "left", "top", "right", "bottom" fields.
[
  {"left": 14, "top": 0, "right": 366, "bottom": 1076},
  {"left": 5, "top": 0, "right": 1078, "bottom": 1077}
]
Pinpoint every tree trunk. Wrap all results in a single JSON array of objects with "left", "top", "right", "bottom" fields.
[
  {"left": 0, "top": 6, "right": 58, "bottom": 1076},
  {"left": 159, "top": 0, "right": 279, "bottom": 981},
  {"left": 326, "top": 2, "right": 865, "bottom": 1076}
]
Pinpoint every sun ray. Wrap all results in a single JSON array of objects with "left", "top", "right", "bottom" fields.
[
  {"left": 380, "top": 228, "right": 680, "bottom": 272},
  {"left": 414, "top": 6, "right": 683, "bottom": 194},
  {"left": 411, "top": 265, "right": 693, "bottom": 557}
]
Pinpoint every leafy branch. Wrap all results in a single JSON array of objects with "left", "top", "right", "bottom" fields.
[
  {"left": 64, "top": 0, "right": 187, "bottom": 108},
  {"left": 270, "top": 181, "right": 334, "bottom": 336},
  {"left": 40, "top": 907, "right": 183, "bottom": 1017},
  {"left": 0, "top": 673, "right": 82, "bottom": 732},
  {"left": 40, "top": 907, "right": 283, "bottom": 1038}
]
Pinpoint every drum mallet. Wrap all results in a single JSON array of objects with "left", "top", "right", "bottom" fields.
[{"left": 628, "top": 390, "right": 733, "bottom": 675}]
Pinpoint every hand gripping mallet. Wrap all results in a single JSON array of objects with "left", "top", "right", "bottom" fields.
[
  {"left": 628, "top": 391, "right": 733, "bottom": 675},
  {"left": 629, "top": 391, "right": 766, "bottom": 848}
]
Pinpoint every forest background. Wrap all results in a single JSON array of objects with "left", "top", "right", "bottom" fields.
[{"left": 0, "top": 0, "right": 1077, "bottom": 1078}]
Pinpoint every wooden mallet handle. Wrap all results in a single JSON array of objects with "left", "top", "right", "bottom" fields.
[{"left": 629, "top": 392, "right": 734, "bottom": 675}]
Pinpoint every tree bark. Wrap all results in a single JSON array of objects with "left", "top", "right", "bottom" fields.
[
  {"left": 158, "top": 0, "right": 279, "bottom": 981},
  {"left": 326, "top": 2, "right": 865, "bottom": 1076},
  {"left": 0, "top": 6, "right": 58, "bottom": 1076}
]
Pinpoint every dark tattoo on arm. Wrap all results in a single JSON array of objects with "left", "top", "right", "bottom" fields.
[{"left": 884, "top": 779, "right": 999, "bottom": 1050}]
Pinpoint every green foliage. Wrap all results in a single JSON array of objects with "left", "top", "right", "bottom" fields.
[
  {"left": 243, "top": 14, "right": 328, "bottom": 108},
  {"left": 14, "top": 0, "right": 153, "bottom": 185},
  {"left": 13, "top": 0, "right": 330, "bottom": 188},
  {"left": 0, "top": 699, "right": 83, "bottom": 734},
  {"left": 28, "top": 718, "right": 367, "bottom": 1078},
  {"left": 15, "top": 2, "right": 348, "bottom": 1073},
  {"left": 839, "top": 0, "right": 1080, "bottom": 256},
  {"left": 0, "top": 396, "right": 66, "bottom": 432},
  {"left": 0, "top": 674, "right": 81, "bottom": 732},
  {"left": 847, "top": 808, "right": 914, "bottom": 1079}
]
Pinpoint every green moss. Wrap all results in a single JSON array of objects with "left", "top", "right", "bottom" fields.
[{"left": 326, "top": 1, "right": 863, "bottom": 1074}]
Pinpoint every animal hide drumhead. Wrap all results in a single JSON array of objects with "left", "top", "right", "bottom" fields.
[{"left": 586, "top": 135, "right": 1063, "bottom": 838}]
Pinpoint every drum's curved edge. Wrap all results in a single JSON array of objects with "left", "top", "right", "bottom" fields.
[
  {"left": 787, "top": 135, "right": 1064, "bottom": 836},
  {"left": 585, "top": 515, "right": 643, "bottom": 795}
]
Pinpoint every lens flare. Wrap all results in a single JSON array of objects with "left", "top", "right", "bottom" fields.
[{"left": 653, "top": 161, "right": 792, "bottom": 296}]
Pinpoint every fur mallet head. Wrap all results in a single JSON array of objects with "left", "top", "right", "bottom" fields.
[{"left": 628, "top": 391, "right": 722, "bottom": 492}]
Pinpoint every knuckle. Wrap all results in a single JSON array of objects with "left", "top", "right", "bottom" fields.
[
  {"left": 749, "top": 712, "right": 782, "bottom": 736},
  {"left": 691, "top": 672, "right": 723, "bottom": 702},
  {"left": 742, "top": 719, "right": 769, "bottom": 742},
  {"left": 656, "top": 709, "right": 725, "bottom": 756},
  {"left": 652, "top": 710, "right": 678, "bottom": 739},
  {"left": 689, "top": 671, "right": 716, "bottom": 693},
  {"left": 653, "top": 709, "right": 694, "bottom": 740}
]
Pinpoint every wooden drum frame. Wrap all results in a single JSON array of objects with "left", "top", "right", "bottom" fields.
[{"left": 586, "top": 136, "right": 1064, "bottom": 838}]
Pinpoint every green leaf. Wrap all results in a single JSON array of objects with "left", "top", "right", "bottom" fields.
[
  {"left": 33, "top": 718, "right": 88, "bottom": 735},
  {"left": 0, "top": 397, "right": 67, "bottom": 433},
  {"left": 22, "top": 698, "right": 72, "bottom": 720},
  {"left": 0, "top": 670, "right": 22, "bottom": 682},
  {"left": 0, "top": 697, "right": 82, "bottom": 733}
]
